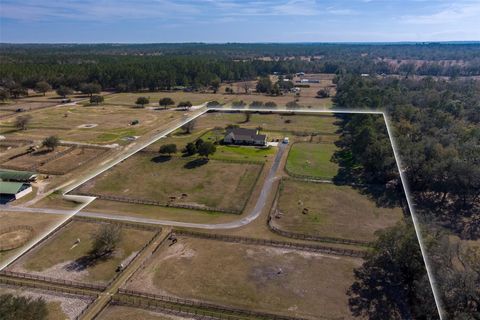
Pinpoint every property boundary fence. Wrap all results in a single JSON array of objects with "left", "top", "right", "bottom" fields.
[
  {"left": 0, "top": 225, "right": 34, "bottom": 251},
  {"left": 0, "top": 270, "right": 107, "bottom": 291},
  {"left": 72, "top": 215, "right": 161, "bottom": 232},
  {"left": 174, "top": 229, "right": 366, "bottom": 258},
  {"left": 116, "top": 289, "right": 311, "bottom": 320}
]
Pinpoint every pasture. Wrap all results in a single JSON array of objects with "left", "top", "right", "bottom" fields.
[
  {"left": 76, "top": 154, "right": 262, "bottom": 213},
  {"left": 125, "top": 236, "right": 362, "bottom": 320},
  {"left": 0, "top": 211, "right": 65, "bottom": 265},
  {"left": 8, "top": 220, "right": 155, "bottom": 285},
  {"left": 285, "top": 142, "right": 339, "bottom": 179},
  {"left": 274, "top": 179, "right": 404, "bottom": 242}
]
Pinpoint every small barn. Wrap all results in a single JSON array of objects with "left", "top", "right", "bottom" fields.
[
  {"left": 0, "top": 181, "right": 32, "bottom": 203},
  {"left": 0, "top": 169, "right": 37, "bottom": 182},
  {"left": 224, "top": 128, "right": 267, "bottom": 146}
]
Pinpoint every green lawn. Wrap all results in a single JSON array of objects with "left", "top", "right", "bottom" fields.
[{"left": 285, "top": 142, "right": 339, "bottom": 179}]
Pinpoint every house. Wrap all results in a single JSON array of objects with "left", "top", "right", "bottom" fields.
[
  {"left": 0, "top": 181, "right": 32, "bottom": 203},
  {"left": 224, "top": 128, "right": 267, "bottom": 146}
]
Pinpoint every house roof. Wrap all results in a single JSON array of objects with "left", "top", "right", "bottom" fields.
[
  {"left": 226, "top": 128, "right": 266, "bottom": 141},
  {"left": 0, "top": 181, "right": 29, "bottom": 194},
  {"left": 0, "top": 169, "right": 37, "bottom": 182}
]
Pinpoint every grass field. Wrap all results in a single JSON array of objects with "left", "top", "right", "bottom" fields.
[
  {"left": 0, "top": 104, "right": 182, "bottom": 144},
  {"left": 1, "top": 146, "right": 71, "bottom": 171},
  {"left": 9, "top": 220, "right": 155, "bottom": 284},
  {"left": 274, "top": 180, "right": 404, "bottom": 242},
  {"left": 38, "top": 147, "right": 108, "bottom": 174},
  {"left": 77, "top": 154, "right": 262, "bottom": 212},
  {"left": 196, "top": 112, "right": 338, "bottom": 135},
  {"left": 0, "top": 285, "right": 92, "bottom": 320},
  {"left": 285, "top": 142, "right": 339, "bottom": 179},
  {"left": 125, "top": 236, "right": 361, "bottom": 320},
  {"left": 98, "top": 305, "right": 195, "bottom": 320},
  {"left": 0, "top": 211, "right": 65, "bottom": 265}
]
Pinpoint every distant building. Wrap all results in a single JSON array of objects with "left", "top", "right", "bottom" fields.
[
  {"left": 298, "top": 79, "right": 320, "bottom": 84},
  {"left": 224, "top": 128, "right": 267, "bottom": 146},
  {"left": 0, "top": 170, "right": 37, "bottom": 182},
  {"left": 0, "top": 181, "right": 32, "bottom": 202}
]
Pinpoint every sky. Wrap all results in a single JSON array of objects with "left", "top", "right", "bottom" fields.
[{"left": 0, "top": 0, "right": 479, "bottom": 43}]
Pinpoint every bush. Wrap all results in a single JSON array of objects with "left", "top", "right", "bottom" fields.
[
  {"left": 264, "top": 101, "right": 277, "bottom": 108},
  {"left": 232, "top": 100, "right": 246, "bottom": 107},
  {"left": 207, "top": 100, "right": 221, "bottom": 107},
  {"left": 0, "top": 294, "right": 48, "bottom": 320},
  {"left": 249, "top": 100, "right": 264, "bottom": 107},
  {"left": 159, "top": 143, "right": 177, "bottom": 155},
  {"left": 90, "top": 95, "right": 104, "bottom": 105}
]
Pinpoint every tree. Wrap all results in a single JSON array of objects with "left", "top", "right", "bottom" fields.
[
  {"left": 210, "top": 78, "right": 220, "bottom": 93},
  {"left": 181, "top": 119, "right": 196, "bottom": 134},
  {"left": 232, "top": 100, "right": 246, "bottom": 107},
  {"left": 198, "top": 141, "right": 216, "bottom": 159},
  {"left": 42, "top": 136, "right": 59, "bottom": 151},
  {"left": 244, "top": 112, "right": 251, "bottom": 123},
  {"left": 80, "top": 83, "right": 101, "bottom": 97},
  {"left": 264, "top": 101, "right": 277, "bottom": 108},
  {"left": 159, "top": 143, "right": 177, "bottom": 156},
  {"left": 256, "top": 77, "right": 273, "bottom": 93},
  {"left": 90, "top": 95, "right": 104, "bottom": 105},
  {"left": 286, "top": 100, "right": 300, "bottom": 108},
  {"left": 0, "top": 294, "right": 48, "bottom": 320},
  {"left": 135, "top": 96, "right": 149, "bottom": 107},
  {"left": 35, "top": 81, "right": 51, "bottom": 96},
  {"left": 56, "top": 86, "right": 73, "bottom": 98},
  {"left": 159, "top": 97, "right": 175, "bottom": 109},
  {"left": 316, "top": 88, "right": 330, "bottom": 98},
  {"left": 348, "top": 222, "right": 436, "bottom": 320},
  {"left": 184, "top": 142, "right": 197, "bottom": 156},
  {"left": 206, "top": 101, "right": 221, "bottom": 107},
  {"left": 249, "top": 101, "right": 263, "bottom": 107},
  {"left": 178, "top": 101, "right": 193, "bottom": 109},
  {"left": 241, "top": 80, "right": 252, "bottom": 94},
  {"left": 90, "top": 224, "right": 122, "bottom": 258},
  {"left": 15, "top": 115, "right": 32, "bottom": 130},
  {"left": 0, "top": 89, "right": 10, "bottom": 101}
]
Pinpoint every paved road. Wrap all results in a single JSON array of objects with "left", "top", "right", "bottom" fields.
[{"left": 1, "top": 143, "right": 287, "bottom": 230}]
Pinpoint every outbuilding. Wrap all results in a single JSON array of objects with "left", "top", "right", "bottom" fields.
[
  {"left": 0, "top": 181, "right": 32, "bottom": 203},
  {"left": 0, "top": 169, "right": 37, "bottom": 182}
]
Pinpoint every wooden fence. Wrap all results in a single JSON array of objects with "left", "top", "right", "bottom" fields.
[{"left": 174, "top": 229, "right": 366, "bottom": 258}]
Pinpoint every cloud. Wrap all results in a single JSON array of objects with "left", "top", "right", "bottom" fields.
[{"left": 402, "top": 2, "right": 480, "bottom": 24}]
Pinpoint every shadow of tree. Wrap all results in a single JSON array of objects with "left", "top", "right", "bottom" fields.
[
  {"left": 151, "top": 155, "right": 172, "bottom": 163},
  {"left": 184, "top": 158, "right": 208, "bottom": 169},
  {"left": 65, "top": 251, "right": 112, "bottom": 272}
]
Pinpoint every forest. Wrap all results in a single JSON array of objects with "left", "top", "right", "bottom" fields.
[
  {"left": 1, "top": 42, "right": 480, "bottom": 97},
  {"left": 333, "top": 75, "right": 480, "bottom": 319}
]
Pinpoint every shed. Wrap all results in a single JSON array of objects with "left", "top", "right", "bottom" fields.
[{"left": 0, "top": 181, "right": 32, "bottom": 202}]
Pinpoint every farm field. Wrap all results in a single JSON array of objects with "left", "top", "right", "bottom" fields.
[
  {"left": 8, "top": 220, "right": 155, "bottom": 285},
  {"left": 0, "top": 104, "right": 183, "bottom": 144},
  {"left": 0, "top": 285, "right": 93, "bottom": 320},
  {"left": 125, "top": 236, "right": 362, "bottom": 320},
  {"left": 98, "top": 305, "right": 196, "bottom": 320},
  {"left": 0, "top": 211, "right": 66, "bottom": 265},
  {"left": 274, "top": 179, "right": 404, "bottom": 242},
  {"left": 38, "top": 147, "right": 108, "bottom": 174},
  {"left": 196, "top": 112, "right": 338, "bottom": 135},
  {"left": 1, "top": 146, "right": 72, "bottom": 171},
  {"left": 76, "top": 154, "right": 262, "bottom": 213},
  {"left": 285, "top": 142, "right": 339, "bottom": 179}
]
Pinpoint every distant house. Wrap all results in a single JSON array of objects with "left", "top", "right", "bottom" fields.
[
  {"left": 224, "top": 128, "right": 267, "bottom": 146},
  {"left": 0, "top": 181, "right": 32, "bottom": 203}
]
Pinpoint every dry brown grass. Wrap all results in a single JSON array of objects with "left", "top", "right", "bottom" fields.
[
  {"left": 77, "top": 154, "right": 262, "bottom": 213},
  {"left": 98, "top": 305, "right": 191, "bottom": 320},
  {"left": 125, "top": 236, "right": 361, "bottom": 320},
  {"left": 274, "top": 180, "right": 404, "bottom": 242},
  {"left": 0, "top": 211, "right": 65, "bottom": 265}
]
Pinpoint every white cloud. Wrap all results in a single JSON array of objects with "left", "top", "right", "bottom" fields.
[{"left": 402, "top": 2, "right": 480, "bottom": 24}]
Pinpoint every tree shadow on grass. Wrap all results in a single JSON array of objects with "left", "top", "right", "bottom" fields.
[
  {"left": 65, "top": 252, "right": 112, "bottom": 272},
  {"left": 151, "top": 155, "right": 172, "bottom": 163},
  {"left": 32, "top": 149, "right": 53, "bottom": 156},
  {"left": 184, "top": 158, "right": 208, "bottom": 169}
]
